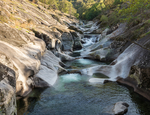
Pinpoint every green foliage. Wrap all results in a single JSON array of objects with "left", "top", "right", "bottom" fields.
[
  {"left": 58, "top": 0, "right": 77, "bottom": 15},
  {"left": 77, "top": 0, "right": 122, "bottom": 20},
  {"left": 118, "top": 0, "right": 150, "bottom": 23},
  {"left": 100, "top": 15, "right": 108, "bottom": 22},
  {"left": 83, "top": 3, "right": 104, "bottom": 20},
  {"left": 39, "top": 0, "right": 77, "bottom": 16},
  {"left": 39, "top": 0, "right": 58, "bottom": 9},
  {"left": 38, "top": 0, "right": 123, "bottom": 20},
  {"left": 74, "top": 13, "right": 79, "bottom": 18},
  {"left": 113, "top": 0, "right": 122, "bottom": 5}
]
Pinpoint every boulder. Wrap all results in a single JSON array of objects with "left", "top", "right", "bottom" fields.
[
  {"left": 88, "top": 48, "right": 111, "bottom": 61},
  {"left": 113, "top": 101, "right": 129, "bottom": 115},
  {"left": 61, "top": 32, "right": 74, "bottom": 51},
  {"left": 71, "top": 31, "right": 83, "bottom": 50},
  {"left": 35, "top": 50, "right": 63, "bottom": 86}
]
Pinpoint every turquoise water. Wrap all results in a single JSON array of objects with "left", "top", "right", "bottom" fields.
[
  {"left": 17, "top": 58, "right": 150, "bottom": 115},
  {"left": 65, "top": 58, "right": 106, "bottom": 69}
]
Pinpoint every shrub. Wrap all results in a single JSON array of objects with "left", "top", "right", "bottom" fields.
[{"left": 100, "top": 15, "right": 108, "bottom": 23}]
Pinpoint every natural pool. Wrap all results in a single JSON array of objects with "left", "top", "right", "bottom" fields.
[{"left": 17, "top": 58, "right": 150, "bottom": 115}]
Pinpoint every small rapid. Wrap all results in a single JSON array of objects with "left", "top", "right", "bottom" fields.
[{"left": 82, "top": 34, "right": 101, "bottom": 47}]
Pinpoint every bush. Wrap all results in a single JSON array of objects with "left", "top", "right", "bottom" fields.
[
  {"left": 118, "top": 0, "right": 150, "bottom": 23},
  {"left": 100, "top": 15, "right": 108, "bottom": 23},
  {"left": 113, "top": 0, "right": 122, "bottom": 5}
]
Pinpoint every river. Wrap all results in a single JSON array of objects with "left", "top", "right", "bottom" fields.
[
  {"left": 17, "top": 22, "right": 150, "bottom": 115},
  {"left": 17, "top": 52, "right": 150, "bottom": 115}
]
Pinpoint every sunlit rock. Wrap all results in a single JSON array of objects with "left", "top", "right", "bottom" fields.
[{"left": 113, "top": 101, "right": 129, "bottom": 115}]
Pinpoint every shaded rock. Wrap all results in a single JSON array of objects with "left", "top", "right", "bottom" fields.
[
  {"left": 56, "top": 52, "right": 75, "bottom": 61},
  {"left": 0, "top": 81, "right": 17, "bottom": 115},
  {"left": 61, "top": 32, "right": 74, "bottom": 51},
  {"left": 106, "top": 29, "right": 113, "bottom": 35},
  {"left": 0, "top": 63, "right": 17, "bottom": 115},
  {"left": 88, "top": 48, "right": 111, "bottom": 61},
  {"left": 103, "top": 80, "right": 112, "bottom": 84},
  {"left": 90, "top": 28, "right": 102, "bottom": 34},
  {"left": 69, "top": 26, "right": 83, "bottom": 34},
  {"left": 32, "top": 28, "right": 61, "bottom": 50},
  {"left": 33, "top": 77, "right": 50, "bottom": 88},
  {"left": 117, "top": 77, "right": 150, "bottom": 101},
  {"left": 113, "top": 101, "right": 129, "bottom": 115},
  {"left": 71, "top": 31, "right": 83, "bottom": 50}
]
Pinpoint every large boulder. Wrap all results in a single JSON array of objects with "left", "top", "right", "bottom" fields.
[
  {"left": 35, "top": 50, "right": 63, "bottom": 87},
  {"left": 71, "top": 31, "right": 83, "bottom": 50},
  {"left": 61, "top": 32, "right": 74, "bottom": 51},
  {"left": 0, "top": 23, "right": 46, "bottom": 98}
]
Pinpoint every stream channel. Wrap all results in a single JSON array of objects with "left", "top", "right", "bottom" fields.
[{"left": 17, "top": 34, "right": 150, "bottom": 115}]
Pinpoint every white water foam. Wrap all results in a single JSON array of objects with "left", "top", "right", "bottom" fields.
[
  {"left": 83, "top": 34, "right": 101, "bottom": 46},
  {"left": 60, "top": 74, "right": 81, "bottom": 83}
]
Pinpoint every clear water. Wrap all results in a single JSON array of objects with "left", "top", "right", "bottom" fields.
[
  {"left": 65, "top": 58, "right": 106, "bottom": 69},
  {"left": 17, "top": 58, "right": 150, "bottom": 115}
]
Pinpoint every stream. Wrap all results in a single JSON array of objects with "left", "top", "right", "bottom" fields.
[
  {"left": 17, "top": 54, "right": 150, "bottom": 115},
  {"left": 17, "top": 23, "right": 150, "bottom": 115}
]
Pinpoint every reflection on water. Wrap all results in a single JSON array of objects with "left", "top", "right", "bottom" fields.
[
  {"left": 17, "top": 58, "right": 150, "bottom": 115},
  {"left": 127, "top": 87, "right": 150, "bottom": 115},
  {"left": 65, "top": 58, "right": 106, "bottom": 69},
  {"left": 17, "top": 88, "right": 46, "bottom": 115}
]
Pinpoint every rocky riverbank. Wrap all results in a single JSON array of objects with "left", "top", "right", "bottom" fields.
[
  {"left": 0, "top": 0, "right": 83, "bottom": 114},
  {"left": 78, "top": 15, "right": 150, "bottom": 101}
]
